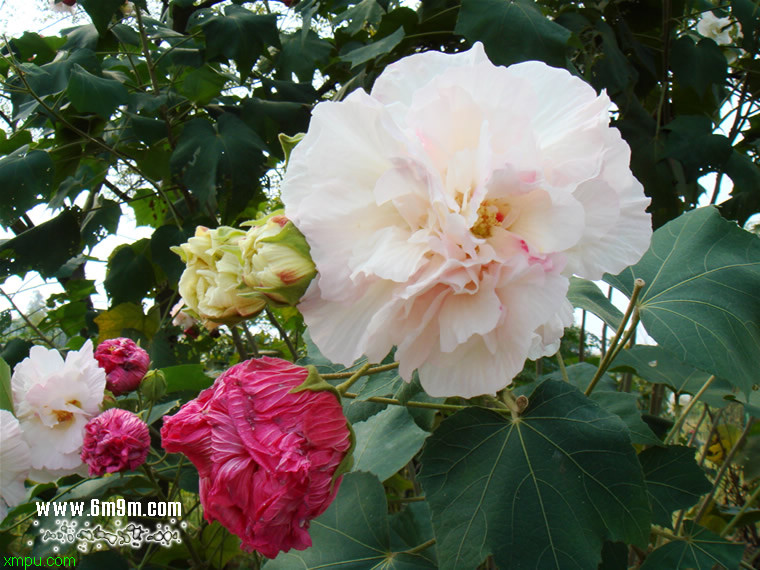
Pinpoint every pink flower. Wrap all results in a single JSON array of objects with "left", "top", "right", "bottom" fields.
[
  {"left": 94, "top": 338, "right": 150, "bottom": 396},
  {"left": 160, "top": 357, "right": 352, "bottom": 558},
  {"left": 80, "top": 409, "right": 150, "bottom": 477}
]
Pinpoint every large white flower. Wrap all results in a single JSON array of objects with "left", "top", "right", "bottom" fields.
[
  {"left": 11, "top": 340, "right": 106, "bottom": 481},
  {"left": 0, "top": 410, "right": 31, "bottom": 521},
  {"left": 282, "top": 43, "right": 651, "bottom": 398}
]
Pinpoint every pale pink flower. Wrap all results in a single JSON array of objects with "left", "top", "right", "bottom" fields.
[
  {"left": 0, "top": 410, "right": 31, "bottom": 521},
  {"left": 80, "top": 409, "right": 150, "bottom": 476},
  {"left": 160, "top": 357, "right": 352, "bottom": 559},
  {"left": 282, "top": 43, "right": 651, "bottom": 397},
  {"left": 94, "top": 338, "right": 150, "bottom": 396},
  {"left": 12, "top": 341, "right": 106, "bottom": 481}
]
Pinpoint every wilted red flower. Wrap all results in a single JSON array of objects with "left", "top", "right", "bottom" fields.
[
  {"left": 94, "top": 338, "right": 150, "bottom": 396},
  {"left": 160, "top": 357, "right": 352, "bottom": 558},
  {"left": 80, "top": 409, "right": 150, "bottom": 476}
]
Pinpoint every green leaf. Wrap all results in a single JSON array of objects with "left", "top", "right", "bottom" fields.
[
  {"left": 162, "top": 364, "right": 214, "bottom": 393},
  {"left": 339, "top": 26, "right": 405, "bottom": 68},
  {"left": 277, "top": 31, "right": 333, "bottom": 83},
  {"left": 145, "top": 399, "right": 181, "bottom": 426},
  {"left": 0, "top": 209, "right": 81, "bottom": 278},
  {"left": 455, "top": 0, "right": 571, "bottom": 67},
  {"left": 201, "top": 521, "right": 243, "bottom": 569},
  {"left": 567, "top": 277, "right": 622, "bottom": 329},
  {"left": 610, "top": 345, "right": 734, "bottom": 399},
  {"left": 419, "top": 380, "right": 650, "bottom": 569},
  {"left": 266, "top": 472, "right": 437, "bottom": 568},
  {"left": 605, "top": 207, "right": 760, "bottom": 396},
  {"left": 94, "top": 302, "right": 160, "bottom": 343},
  {"left": 0, "top": 357, "right": 12, "bottom": 414},
  {"left": 671, "top": 37, "right": 727, "bottom": 96},
  {"left": 78, "top": 0, "right": 127, "bottom": 35},
  {"left": 195, "top": 6, "right": 279, "bottom": 80},
  {"left": 336, "top": 0, "right": 384, "bottom": 36},
  {"left": 640, "top": 521, "right": 744, "bottom": 569},
  {"left": 352, "top": 406, "right": 429, "bottom": 481},
  {"left": 0, "top": 145, "right": 54, "bottom": 225},
  {"left": 104, "top": 240, "right": 155, "bottom": 305},
  {"left": 66, "top": 64, "right": 129, "bottom": 118},
  {"left": 177, "top": 65, "right": 227, "bottom": 105},
  {"left": 639, "top": 445, "right": 712, "bottom": 528},
  {"left": 170, "top": 114, "right": 265, "bottom": 209},
  {"left": 151, "top": 225, "right": 191, "bottom": 284},
  {"left": 663, "top": 116, "right": 732, "bottom": 182},
  {"left": 720, "top": 149, "right": 760, "bottom": 226}
]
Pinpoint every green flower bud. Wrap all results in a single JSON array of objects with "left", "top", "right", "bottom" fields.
[
  {"left": 240, "top": 211, "right": 316, "bottom": 306},
  {"left": 140, "top": 369, "right": 168, "bottom": 402}
]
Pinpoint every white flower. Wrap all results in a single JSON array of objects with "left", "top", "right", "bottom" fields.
[
  {"left": 49, "top": 0, "right": 76, "bottom": 14},
  {"left": 697, "top": 11, "right": 741, "bottom": 46},
  {"left": 0, "top": 410, "right": 31, "bottom": 521},
  {"left": 282, "top": 43, "right": 651, "bottom": 398},
  {"left": 11, "top": 341, "right": 105, "bottom": 482}
]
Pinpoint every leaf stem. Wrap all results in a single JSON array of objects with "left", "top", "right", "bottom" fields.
[
  {"left": 342, "top": 392, "right": 480, "bottom": 414},
  {"left": 265, "top": 308, "right": 296, "bottom": 361},
  {"left": 335, "top": 362, "right": 371, "bottom": 395},
  {"left": 585, "top": 278, "right": 645, "bottom": 396},
  {"left": 663, "top": 376, "right": 715, "bottom": 445},
  {"left": 322, "top": 362, "right": 399, "bottom": 379},
  {"left": 402, "top": 537, "right": 436, "bottom": 555},
  {"left": 556, "top": 351, "right": 569, "bottom": 383}
]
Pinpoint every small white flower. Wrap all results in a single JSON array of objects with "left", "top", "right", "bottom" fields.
[
  {"left": 0, "top": 410, "right": 31, "bottom": 521},
  {"left": 697, "top": 11, "right": 741, "bottom": 46},
  {"left": 12, "top": 341, "right": 105, "bottom": 482},
  {"left": 282, "top": 43, "right": 652, "bottom": 398},
  {"left": 49, "top": 0, "right": 76, "bottom": 14}
]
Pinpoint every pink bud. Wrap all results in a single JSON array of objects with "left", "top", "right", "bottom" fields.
[
  {"left": 81, "top": 409, "right": 150, "bottom": 476},
  {"left": 94, "top": 338, "right": 150, "bottom": 396}
]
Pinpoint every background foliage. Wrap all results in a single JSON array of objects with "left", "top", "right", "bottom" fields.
[{"left": 0, "top": 0, "right": 759, "bottom": 568}]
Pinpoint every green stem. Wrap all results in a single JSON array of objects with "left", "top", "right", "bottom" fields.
[
  {"left": 342, "top": 391, "right": 488, "bottom": 414},
  {"left": 265, "top": 308, "right": 297, "bottom": 361},
  {"left": 720, "top": 482, "right": 760, "bottom": 537},
  {"left": 335, "top": 362, "right": 371, "bottom": 395},
  {"left": 663, "top": 376, "right": 715, "bottom": 445},
  {"left": 556, "top": 351, "right": 569, "bottom": 383},
  {"left": 322, "top": 362, "right": 399, "bottom": 379},
  {"left": 403, "top": 538, "right": 436, "bottom": 555},
  {"left": 585, "top": 279, "right": 645, "bottom": 396},
  {"left": 388, "top": 496, "right": 427, "bottom": 504}
]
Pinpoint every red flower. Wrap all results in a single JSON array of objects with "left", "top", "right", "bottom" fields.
[
  {"left": 81, "top": 409, "right": 150, "bottom": 476},
  {"left": 94, "top": 338, "right": 150, "bottom": 396},
  {"left": 160, "top": 357, "right": 352, "bottom": 558}
]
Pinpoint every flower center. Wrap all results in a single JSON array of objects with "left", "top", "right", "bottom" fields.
[
  {"left": 470, "top": 200, "right": 506, "bottom": 238},
  {"left": 54, "top": 409, "right": 74, "bottom": 423}
]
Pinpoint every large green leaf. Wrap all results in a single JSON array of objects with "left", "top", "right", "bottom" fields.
[
  {"left": 170, "top": 114, "right": 265, "bottom": 209},
  {"left": 93, "top": 302, "right": 160, "bottom": 343},
  {"left": 640, "top": 521, "right": 745, "bottom": 569},
  {"left": 78, "top": 0, "right": 128, "bottom": 35},
  {"left": 640, "top": 446, "right": 712, "bottom": 528},
  {"left": 352, "top": 405, "right": 429, "bottom": 482},
  {"left": 162, "top": 364, "right": 214, "bottom": 394},
  {"left": 567, "top": 277, "right": 623, "bottom": 329},
  {"left": 605, "top": 206, "right": 760, "bottom": 395},
  {"left": 339, "top": 26, "right": 405, "bottom": 68},
  {"left": 194, "top": 6, "right": 279, "bottom": 80},
  {"left": 670, "top": 37, "right": 727, "bottom": 97},
  {"left": 455, "top": 0, "right": 571, "bottom": 67},
  {"left": 419, "top": 380, "right": 651, "bottom": 569},
  {"left": 0, "top": 209, "right": 81, "bottom": 278},
  {"left": 66, "top": 64, "right": 129, "bottom": 118},
  {"left": 266, "top": 472, "right": 437, "bottom": 568},
  {"left": 104, "top": 240, "right": 155, "bottom": 305},
  {"left": 0, "top": 145, "right": 54, "bottom": 225}
]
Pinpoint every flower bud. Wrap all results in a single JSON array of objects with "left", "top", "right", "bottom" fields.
[
  {"left": 240, "top": 211, "right": 316, "bottom": 306},
  {"left": 172, "top": 226, "right": 267, "bottom": 329},
  {"left": 94, "top": 338, "right": 150, "bottom": 396},
  {"left": 140, "top": 370, "right": 167, "bottom": 402}
]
